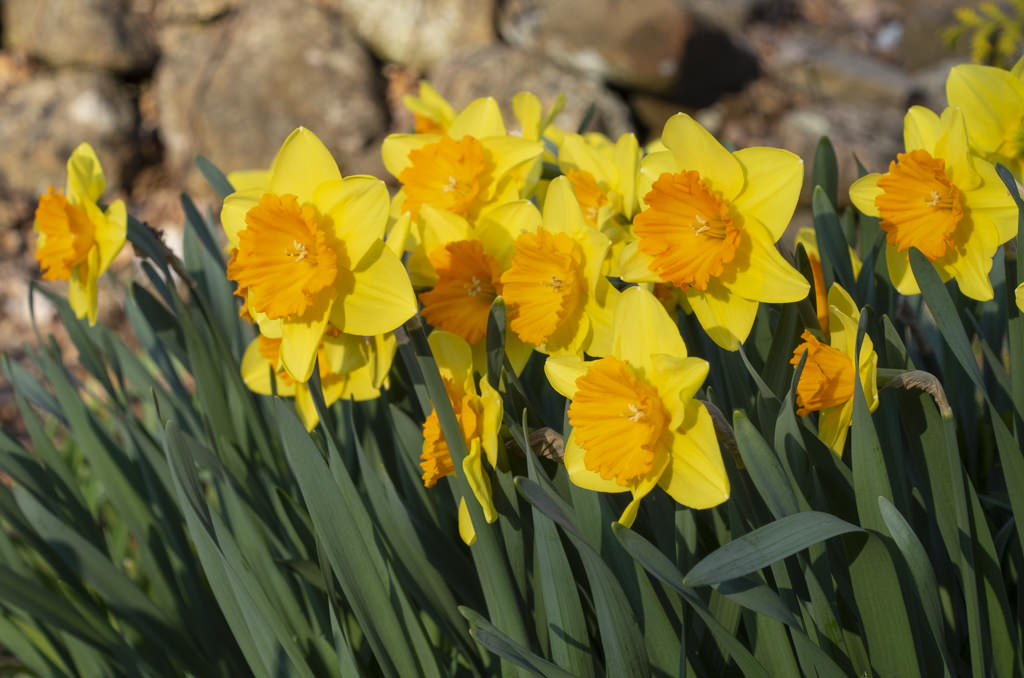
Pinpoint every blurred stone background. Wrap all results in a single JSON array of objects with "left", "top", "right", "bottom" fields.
[{"left": 0, "top": 0, "right": 969, "bottom": 401}]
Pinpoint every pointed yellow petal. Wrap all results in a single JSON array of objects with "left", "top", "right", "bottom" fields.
[
  {"left": 564, "top": 434, "right": 629, "bottom": 493},
  {"left": 418, "top": 204, "right": 473, "bottom": 256},
  {"left": 280, "top": 303, "right": 332, "bottom": 382},
  {"left": 544, "top": 355, "right": 589, "bottom": 399},
  {"left": 817, "top": 400, "right": 853, "bottom": 457},
  {"left": 479, "top": 378, "right": 503, "bottom": 468},
  {"left": 227, "top": 169, "right": 271, "bottom": 193},
  {"left": 946, "top": 64, "right": 1024, "bottom": 154},
  {"left": 637, "top": 150, "right": 679, "bottom": 207},
  {"left": 725, "top": 218, "right": 809, "bottom": 303},
  {"left": 268, "top": 128, "right": 342, "bottom": 205},
  {"left": 382, "top": 133, "right": 440, "bottom": 178},
  {"left": 221, "top": 188, "right": 263, "bottom": 248},
  {"left": 612, "top": 286, "right": 686, "bottom": 370},
  {"left": 66, "top": 143, "right": 105, "bottom": 202},
  {"left": 322, "top": 332, "right": 370, "bottom": 374},
  {"left": 661, "top": 113, "right": 744, "bottom": 201},
  {"left": 449, "top": 98, "right": 505, "bottom": 138},
  {"left": 476, "top": 200, "right": 541, "bottom": 267},
  {"left": 685, "top": 281, "right": 758, "bottom": 350},
  {"left": 731, "top": 147, "right": 803, "bottom": 241},
  {"left": 512, "top": 91, "right": 542, "bottom": 140},
  {"left": 617, "top": 240, "right": 661, "bottom": 284},
  {"left": 542, "top": 176, "right": 588, "bottom": 236},
  {"left": 650, "top": 355, "right": 709, "bottom": 425},
  {"left": 428, "top": 330, "right": 474, "bottom": 391},
  {"left": 849, "top": 174, "right": 883, "bottom": 217},
  {"left": 903, "top": 106, "right": 942, "bottom": 154},
  {"left": 315, "top": 176, "right": 390, "bottom": 267},
  {"left": 658, "top": 402, "right": 729, "bottom": 509},
  {"left": 463, "top": 438, "right": 498, "bottom": 523},
  {"left": 617, "top": 476, "right": 660, "bottom": 528},
  {"left": 482, "top": 136, "right": 544, "bottom": 190},
  {"left": 560, "top": 134, "right": 618, "bottom": 184},
  {"left": 885, "top": 246, "right": 921, "bottom": 295},
  {"left": 458, "top": 497, "right": 477, "bottom": 545},
  {"left": 294, "top": 388, "right": 321, "bottom": 431},
  {"left": 1015, "top": 282, "right": 1024, "bottom": 312},
  {"left": 614, "top": 133, "right": 641, "bottom": 218},
  {"left": 331, "top": 242, "right": 416, "bottom": 335},
  {"left": 241, "top": 338, "right": 274, "bottom": 395},
  {"left": 69, "top": 248, "right": 100, "bottom": 325},
  {"left": 935, "top": 107, "right": 980, "bottom": 191}
]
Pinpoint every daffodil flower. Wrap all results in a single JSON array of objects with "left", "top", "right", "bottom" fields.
[
  {"left": 791, "top": 284, "right": 878, "bottom": 456},
  {"left": 794, "top": 227, "right": 863, "bottom": 335},
  {"left": 34, "top": 143, "right": 126, "bottom": 325},
  {"left": 946, "top": 58, "right": 1024, "bottom": 182},
  {"left": 403, "top": 81, "right": 457, "bottom": 135},
  {"left": 241, "top": 330, "right": 397, "bottom": 431},
  {"left": 849, "top": 106, "right": 1017, "bottom": 301},
  {"left": 382, "top": 97, "right": 544, "bottom": 225},
  {"left": 544, "top": 286, "right": 729, "bottom": 527},
  {"left": 500, "top": 176, "right": 619, "bottom": 357},
  {"left": 221, "top": 127, "right": 416, "bottom": 382},
  {"left": 619, "top": 113, "right": 809, "bottom": 350},
  {"left": 420, "top": 331, "right": 502, "bottom": 545}
]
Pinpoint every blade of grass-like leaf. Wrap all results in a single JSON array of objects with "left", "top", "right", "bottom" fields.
[
  {"left": 850, "top": 311, "right": 892, "bottom": 531},
  {"left": 812, "top": 187, "right": 856, "bottom": 294},
  {"left": 516, "top": 477, "right": 650, "bottom": 678},
  {"left": 195, "top": 155, "right": 237, "bottom": 199},
  {"left": 460, "top": 607, "right": 579, "bottom": 678},
  {"left": 877, "top": 497, "right": 954, "bottom": 677},
  {"left": 486, "top": 297, "right": 507, "bottom": 392},
  {"left": 732, "top": 411, "right": 799, "bottom": 519},
  {"left": 180, "top": 193, "right": 226, "bottom": 267},
  {"left": 682, "top": 512, "right": 862, "bottom": 586},
  {"left": 812, "top": 137, "right": 839, "bottom": 207},
  {"left": 996, "top": 165, "right": 1024, "bottom": 419},
  {"left": 677, "top": 588, "right": 772, "bottom": 678}
]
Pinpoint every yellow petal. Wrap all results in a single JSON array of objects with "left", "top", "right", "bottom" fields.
[
  {"left": 315, "top": 176, "right": 390, "bottom": 267},
  {"left": 564, "top": 434, "right": 629, "bottom": 493},
  {"left": 935, "top": 107, "right": 979, "bottom": 191},
  {"left": 479, "top": 377, "right": 503, "bottom": 468},
  {"left": 332, "top": 242, "right": 416, "bottom": 335},
  {"left": 617, "top": 475, "right": 661, "bottom": 528},
  {"left": 481, "top": 136, "right": 544, "bottom": 189},
  {"left": 967, "top": 162, "right": 1019, "bottom": 243},
  {"left": 294, "top": 387, "right": 321, "bottom": 432},
  {"left": 322, "top": 332, "right": 371, "bottom": 374},
  {"left": 268, "top": 128, "right": 342, "bottom": 205},
  {"left": 903, "top": 106, "right": 942, "bottom": 154},
  {"left": 614, "top": 133, "right": 641, "bottom": 218},
  {"left": 725, "top": 218, "right": 809, "bottom": 303},
  {"left": 658, "top": 401, "right": 729, "bottom": 509},
  {"left": 849, "top": 174, "right": 883, "bottom": 217},
  {"left": 68, "top": 248, "right": 100, "bottom": 325},
  {"left": 731, "top": 147, "right": 803, "bottom": 241},
  {"left": 476, "top": 200, "right": 541, "bottom": 268},
  {"left": 280, "top": 302, "right": 333, "bottom": 382},
  {"left": 449, "top": 98, "right": 506, "bottom": 139},
  {"left": 428, "top": 330, "right": 474, "bottom": 391},
  {"left": 463, "top": 438, "right": 498, "bottom": 523},
  {"left": 946, "top": 64, "right": 1024, "bottom": 154},
  {"left": 66, "top": 143, "right": 105, "bottom": 202},
  {"left": 1015, "top": 282, "right": 1024, "bottom": 312},
  {"left": 612, "top": 286, "right": 686, "bottom": 371},
  {"left": 661, "top": 113, "right": 744, "bottom": 201},
  {"left": 617, "top": 241, "right": 661, "bottom": 284},
  {"left": 560, "top": 134, "right": 618, "bottom": 185},
  {"left": 544, "top": 355, "right": 589, "bottom": 399},
  {"left": 227, "top": 169, "right": 271, "bottom": 192},
  {"left": 649, "top": 355, "right": 709, "bottom": 426},
  {"left": 817, "top": 400, "right": 853, "bottom": 457},
  {"left": 458, "top": 497, "right": 477, "bottom": 545},
  {"left": 382, "top": 133, "right": 440, "bottom": 178},
  {"left": 512, "top": 91, "right": 542, "bottom": 140},
  {"left": 685, "top": 280, "right": 758, "bottom": 350},
  {"left": 96, "top": 199, "right": 126, "bottom": 274},
  {"left": 885, "top": 246, "right": 921, "bottom": 295},
  {"left": 542, "top": 176, "right": 588, "bottom": 236},
  {"left": 221, "top": 188, "right": 263, "bottom": 248},
  {"left": 241, "top": 338, "right": 273, "bottom": 395},
  {"left": 418, "top": 204, "right": 473, "bottom": 256},
  {"left": 939, "top": 212, "right": 998, "bottom": 301},
  {"left": 637, "top": 150, "right": 679, "bottom": 207}
]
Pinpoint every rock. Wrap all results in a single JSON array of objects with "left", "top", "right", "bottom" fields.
[
  {"left": 324, "top": 0, "right": 495, "bottom": 69},
  {"left": 153, "top": 0, "right": 238, "bottom": 23},
  {"left": 429, "top": 44, "right": 633, "bottom": 138},
  {"left": 688, "top": 0, "right": 761, "bottom": 31},
  {"left": 499, "top": 0, "right": 693, "bottom": 92},
  {"left": 775, "top": 102, "right": 905, "bottom": 204},
  {"left": 154, "top": 1, "right": 386, "bottom": 194},
  {"left": 0, "top": 69, "right": 136, "bottom": 197},
  {"left": 766, "top": 32, "right": 916, "bottom": 108},
  {"left": 3, "top": 0, "right": 157, "bottom": 74}
]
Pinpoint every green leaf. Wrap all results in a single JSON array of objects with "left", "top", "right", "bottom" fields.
[
  {"left": 486, "top": 297, "right": 507, "bottom": 392},
  {"left": 733, "top": 411, "right": 800, "bottom": 519},
  {"left": 682, "top": 512, "right": 862, "bottom": 587},
  {"left": 460, "top": 607, "right": 578, "bottom": 678},
  {"left": 812, "top": 136, "right": 839, "bottom": 207},
  {"left": 812, "top": 186, "right": 856, "bottom": 294},
  {"left": 195, "top": 155, "right": 236, "bottom": 199}
]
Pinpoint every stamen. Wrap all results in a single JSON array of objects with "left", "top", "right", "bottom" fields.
[{"left": 626, "top": 403, "right": 645, "bottom": 422}]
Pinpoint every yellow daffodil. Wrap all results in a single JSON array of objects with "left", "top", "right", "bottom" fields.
[
  {"left": 1017, "top": 281, "right": 1024, "bottom": 312},
  {"left": 794, "top": 227, "right": 863, "bottom": 334},
  {"left": 849, "top": 106, "right": 1017, "bottom": 301},
  {"left": 420, "top": 331, "right": 502, "bottom": 545},
  {"left": 382, "top": 97, "right": 544, "bottom": 224},
  {"left": 34, "top": 143, "right": 126, "bottom": 325},
  {"left": 619, "top": 113, "right": 809, "bottom": 350},
  {"left": 403, "top": 81, "right": 457, "bottom": 135},
  {"left": 946, "top": 58, "right": 1024, "bottom": 181},
  {"left": 222, "top": 127, "right": 416, "bottom": 382},
  {"left": 791, "top": 284, "right": 878, "bottom": 456},
  {"left": 500, "top": 176, "right": 619, "bottom": 357},
  {"left": 241, "top": 330, "right": 396, "bottom": 431},
  {"left": 544, "top": 286, "right": 728, "bottom": 527}
]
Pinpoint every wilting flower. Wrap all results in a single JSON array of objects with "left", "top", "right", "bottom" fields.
[
  {"left": 34, "top": 143, "right": 126, "bottom": 325},
  {"left": 791, "top": 284, "right": 878, "bottom": 456},
  {"left": 620, "top": 113, "right": 809, "bottom": 350},
  {"left": 500, "top": 176, "right": 619, "bottom": 356},
  {"left": 849, "top": 106, "right": 1017, "bottom": 301},
  {"left": 544, "top": 286, "right": 728, "bottom": 527},
  {"left": 222, "top": 127, "right": 416, "bottom": 382},
  {"left": 420, "top": 331, "right": 502, "bottom": 545},
  {"left": 241, "top": 330, "right": 396, "bottom": 431},
  {"left": 946, "top": 59, "right": 1024, "bottom": 181}
]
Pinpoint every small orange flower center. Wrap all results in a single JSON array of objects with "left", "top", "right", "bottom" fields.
[
  {"left": 875, "top": 149, "right": 964, "bottom": 261},
  {"left": 633, "top": 171, "right": 742, "bottom": 291},
  {"left": 413, "top": 113, "right": 446, "bottom": 135},
  {"left": 790, "top": 330, "right": 855, "bottom": 416},
  {"left": 569, "top": 357, "right": 669, "bottom": 487},
  {"left": 419, "top": 240, "right": 502, "bottom": 344},
  {"left": 566, "top": 169, "right": 610, "bottom": 228},
  {"left": 227, "top": 193, "right": 340, "bottom": 320},
  {"left": 34, "top": 187, "right": 95, "bottom": 281},
  {"left": 421, "top": 379, "right": 482, "bottom": 487},
  {"left": 500, "top": 229, "right": 584, "bottom": 345},
  {"left": 399, "top": 135, "right": 489, "bottom": 219}
]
